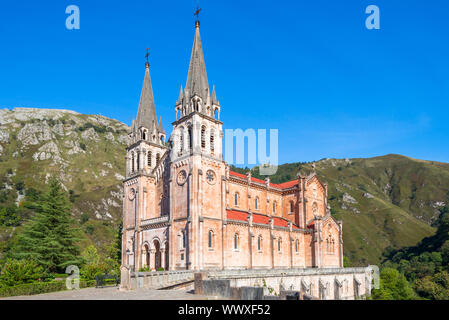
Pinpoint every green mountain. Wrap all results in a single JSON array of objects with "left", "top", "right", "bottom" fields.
[
  {"left": 0, "top": 108, "right": 129, "bottom": 258},
  {"left": 233, "top": 155, "right": 449, "bottom": 265},
  {"left": 1, "top": 108, "right": 447, "bottom": 266}
]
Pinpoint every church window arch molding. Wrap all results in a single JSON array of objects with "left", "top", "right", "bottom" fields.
[
  {"left": 210, "top": 129, "right": 215, "bottom": 154},
  {"left": 326, "top": 235, "right": 335, "bottom": 254},
  {"left": 201, "top": 125, "right": 206, "bottom": 149},
  {"left": 147, "top": 151, "right": 152, "bottom": 167},
  {"left": 255, "top": 196, "right": 259, "bottom": 210},
  {"left": 312, "top": 202, "right": 318, "bottom": 216},
  {"left": 289, "top": 200, "right": 294, "bottom": 214},
  {"left": 179, "top": 230, "right": 186, "bottom": 249},
  {"left": 233, "top": 232, "right": 239, "bottom": 250},
  {"left": 257, "top": 235, "right": 263, "bottom": 252},
  {"left": 234, "top": 192, "right": 239, "bottom": 207},
  {"left": 188, "top": 125, "right": 193, "bottom": 150},
  {"left": 208, "top": 230, "right": 215, "bottom": 249},
  {"left": 273, "top": 201, "right": 277, "bottom": 214}
]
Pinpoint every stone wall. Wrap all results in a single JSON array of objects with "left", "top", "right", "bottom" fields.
[{"left": 196, "top": 267, "right": 372, "bottom": 300}]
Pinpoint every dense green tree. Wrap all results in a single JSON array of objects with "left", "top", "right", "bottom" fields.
[
  {"left": 80, "top": 245, "right": 107, "bottom": 280},
  {"left": 11, "top": 178, "right": 82, "bottom": 273},
  {"left": 415, "top": 271, "right": 449, "bottom": 300},
  {"left": 371, "top": 268, "right": 416, "bottom": 300}
]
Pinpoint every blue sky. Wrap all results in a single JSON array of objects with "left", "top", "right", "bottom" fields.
[{"left": 0, "top": 0, "right": 448, "bottom": 166}]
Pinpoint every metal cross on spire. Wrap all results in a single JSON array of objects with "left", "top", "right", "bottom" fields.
[
  {"left": 194, "top": 6, "right": 201, "bottom": 26},
  {"left": 145, "top": 48, "right": 150, "bottom": 67}
]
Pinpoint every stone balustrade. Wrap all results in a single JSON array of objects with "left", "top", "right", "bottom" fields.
[
  {"left": 140, "top": 215, "right": 169, "bottom": 228},
  {"left": 127, "top": 270, "right": 195, "bottom": 290}
]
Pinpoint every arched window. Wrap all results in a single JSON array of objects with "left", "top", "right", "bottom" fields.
[
  {"left": 210, "top": 130, "right": 215, "bottom": 154},
  {"left": 137, "top": 152, "right": 140, "bottom": 171},
  {"left": 312, "top": 202, "right": 318, "bottom": 215},
  {"left": 208, "top": 230, "right": 214, "bottom": 248},
  {"left": 147, "top": 151, "right": 152, "bottom": 167},
  {"left": 131, "top": 152, "right": 135, "bottom": 172},
  {"left": 234, "top": 192, "right": 239, "bottom": 206},
  {"left": 181, "top": 230, "right": 186, "bottom": 249},
  {"left": 234, "top": 233, "right": 239, "bottom": 250},
  {"left": 179, "top": 128, "right": 184, "bottom": 154},
  {"left": 273, "top": 201, "right": 277, "bottom": 214},
  {"left": 188, "top": 126, "right": 192, "bottom": 150},
  {"left": 295, "top": 239, "right": 299, "bottom": 253},
  {"left": 194, "top": 99, "right": 199, "bottom": 112},
  {"left": 257, "top": 236, "right": 262, "bottom": 251},
  {"left": 255, "top": 197, "right": 259, "bottom": 210},
  {"left": 326, "top": 236, "right": 335, "bottom": 254},
  {"left": 290, "top": 201, "right": 294, "bottom": 213},
  {"left": 201, "top": 125, "right": 206, "bottom": 149},
  {"left": 156, "top": 153, "right": 160, "bottom": 166},
  {"left": 142, "top": 130, "right": 146, "bottom": 140},
  {"left": 278, "top": 237, "right": 282, "bottom": 252}
]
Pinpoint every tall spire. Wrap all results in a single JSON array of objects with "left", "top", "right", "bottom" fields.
[
  {"left": 177, "top": 85, "right": 183, "bottom": 104},
  {"left": 211, "top": 84, "right": 218, "bottom": 105},
  {"left": 136, "top": 51, "right": 158, "bottom": 130},
  {"left": 185, "top": 7, "right": 209, "bottom": 100}
]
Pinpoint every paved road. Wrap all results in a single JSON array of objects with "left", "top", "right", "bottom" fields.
[{"left": 1, "top": 286, "right": 213, "bottom": 300}]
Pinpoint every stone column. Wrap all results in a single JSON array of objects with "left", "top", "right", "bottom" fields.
[
  {"left": 149, "top": 249, "right": 156, "bottom": 270},
  {"left": 161, "top": 248, "right": 166, "bottom": 270},
  {"left": 222, "top": 221, "right": 227, "bottom": 270}
]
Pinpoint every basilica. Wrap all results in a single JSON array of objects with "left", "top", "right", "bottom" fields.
[{"left": 121, "top": 15, "right": 344, "bottom": 272}]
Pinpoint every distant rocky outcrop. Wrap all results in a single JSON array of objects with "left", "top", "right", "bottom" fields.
[{"left": 0, "top": 107, "right": 130, "bottom": 254}]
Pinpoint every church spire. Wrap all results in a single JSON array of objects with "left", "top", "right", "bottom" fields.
[
  {"left": 185, "top": 6, "right": 209, "bottom": 101},
  {"left": 136, "top": 49, "right": 158, "bottom": 131}
]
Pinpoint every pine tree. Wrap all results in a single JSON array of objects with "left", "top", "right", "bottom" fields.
[{"left": 12, "top": 177, "right": 82, "bottom": 273}]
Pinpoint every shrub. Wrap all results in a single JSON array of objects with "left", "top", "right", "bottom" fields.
[
  {"left": 0, "top": 279, "right": 97, "bottom": 298},
  {"left": 85, "top": 224, "right": 94, "bottom": 235},
  {"left": 15, "top": 181, "right": 25, "bottom": 192},
  {"left": 139, "top": 266, "right": 151, "bottom": 272},
  {"left": 0, "top": 259, "right": 44, "bottom": 287},
  {"left": 80, "top": 213, "right": 89, "bottom": 224},
  {"left": 80, "top": 246, "right": 108, "bottom": 281}
]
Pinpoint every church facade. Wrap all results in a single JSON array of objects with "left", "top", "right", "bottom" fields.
[{"left": 121, "top": 18, "right": 344, "bottom": 272}]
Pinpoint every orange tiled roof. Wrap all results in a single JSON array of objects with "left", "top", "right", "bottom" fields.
[
  {"left": 226, "top": 209, "right": 302, "bottom": 230},
  {"left": 229, "top": 171, "right": 298, "bottom": 190},
  {"left": 226, "top": 209, "right": 248, "bottom": 222},
  {"left": 253, "top": 213, "right": 270, "bottom": 225}
]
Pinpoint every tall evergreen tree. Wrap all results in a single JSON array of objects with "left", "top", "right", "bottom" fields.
[{"left": 11, "top": 178, "right": 82, "bottom": 273}]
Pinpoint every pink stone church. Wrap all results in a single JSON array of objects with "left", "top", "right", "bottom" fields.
[{"left": 121, "top": 16, "right": 344, "bottom": 272}]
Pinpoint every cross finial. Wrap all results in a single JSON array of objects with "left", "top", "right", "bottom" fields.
[
  {"left": 145, "top": 48, "right": 150, "bottom": 67},
  {"left": 194, "top": 6, "right": 201, "bottom": 27}
]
